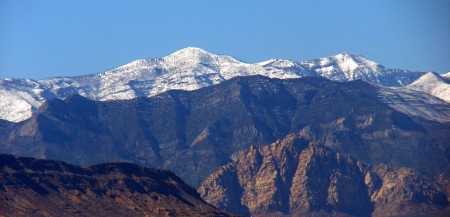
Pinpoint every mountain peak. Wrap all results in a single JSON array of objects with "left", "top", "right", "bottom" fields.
[
  {"left": 331, "top": 52, "right": 379, "bottom": 69},
  {"left": 411, "top": 72, "right": 447, "bottom": 85},
  {"left": 177, "top": 46, "right": 210, "bottom": 53},
  {"left": 335, "top": 52, "right": 361, "bottom": 57},
  {"left": 257, "top": 58, "right": 295, "bottom": 67},
  {"left": 161, "top": 47, "right": 244, "bottom": 69},
  {"left": 166, "top": 47, "right": 214, "bottom": 59},
  {"left": 407, "top": 72, "right": 450, "bottom": 103},
  {"left": 333, "top": 52, "right": 371, "bottom": 61},
  {"left": 442, "top": 72, "right": 450, "bottom": 79},
  {"left": 300, "top": 52, "right": 380, "bottom": 71},
  {"left": 298, "top": 52, "right": 385, "bottom": 82}
]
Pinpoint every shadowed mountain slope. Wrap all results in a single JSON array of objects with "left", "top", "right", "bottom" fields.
[{"left": 0, "top": 154, "right": 233, "bottom": 217}]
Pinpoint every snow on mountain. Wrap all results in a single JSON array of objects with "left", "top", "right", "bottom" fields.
[
  {"left": 378, "top": 86, "right": 450, "bottom": 123},
  {"left": 0, "top": 78, "right": 48, "bottom": 122},
  {"left": 441, "top": 72, "right": 450, "bottom": 79},
  {"left": 406, "top": 72, "right": 450, "bottom": 103},
  {"left": 41, "top": 47, "right": 313, "bottom": 100},
  {"left": 299, "top": 53, "right": 425, "bottom": 86},
  {"left": 0, "top": 47, "right": 431, "bottom": 122},
  {"left": 300, "top": 53, "right": 382, "bottom": 81}
]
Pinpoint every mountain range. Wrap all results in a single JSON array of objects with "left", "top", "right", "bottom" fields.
[
  {"left": 1, "top": 48, "right": 449, "bottom": 216},
  {"left": 1, "top": 76, "right": 448, "bottom": 189},
  {"left": 0, "top": 47, "right": 432, "bottom": 123}
]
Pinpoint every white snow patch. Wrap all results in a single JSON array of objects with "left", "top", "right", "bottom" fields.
[{"left": 378, "top": 87, "right": 450, "bottom": 123}]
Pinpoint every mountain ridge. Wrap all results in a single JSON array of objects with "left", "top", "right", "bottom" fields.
[
  {"left": 0, "top": 47, "right": 428, "bottom": 122},
  {"left": 0, "top": 153, "right": 234, "bottom": 217},
  {"left": 1, "top": 76, "right": 448, "bottom": 188}
]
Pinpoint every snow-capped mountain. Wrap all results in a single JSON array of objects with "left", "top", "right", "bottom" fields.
[
  {"left": 0, "top": 47, "right": 429, "bottom": 122},
  {"left": 441, "top": 72, "right": 450, "bottom": 79},
  {"left": 405, "top": 72, "right": 450, "bottom": 103},
  {"left": 300, "top": 52, "right": 382, "bottom": 80},
  {"left": 300, "top": 53, "right": 425, "bottom": 86}
]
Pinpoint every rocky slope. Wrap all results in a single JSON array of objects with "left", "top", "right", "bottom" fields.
[
  {"left": 0, "top": 48, "right": 427, "bottom": 122},
  {"left": 1, "top": 76, "right": 448, "bottom": 188},
  {"left": 406, "top": 72, "right": 450, "bottom": 103},
  {"left": 0, "top": 154, "right": 232, "bottom": 217},
  {"left": 199, "top": 134, "right": 449, "bottom": 217}
]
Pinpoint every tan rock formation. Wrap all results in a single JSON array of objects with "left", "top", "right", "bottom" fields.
[{"left": 199, "top": 134, "right": 448, "bottom": 217}]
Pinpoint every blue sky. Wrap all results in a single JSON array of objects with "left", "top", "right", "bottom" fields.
[{"left": 1, "top": 0, "right": 449, "bottom": 79}]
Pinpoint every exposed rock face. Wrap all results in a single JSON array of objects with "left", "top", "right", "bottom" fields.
[
  {"left": 199, "top": 134, "right": 448, "bottom": 217},
  {"left": 368, "top": 165, "right": 448, "bottom": 217},
  {"left": 0, "top": 154, "right": 233, "bottom": 217},
  {"left": 1, "top": 76, "right": 449, "bottom": 188}
]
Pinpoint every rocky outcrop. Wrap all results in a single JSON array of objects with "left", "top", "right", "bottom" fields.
[
  {"left": 368, "top": 165, "right": 448, "bottom": 217},
  {"left": 0, "top": 154, "right": 233, "bottom": 217},
  {"left": 199, "top": 134, "right": 448, "bottom": 217}
]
